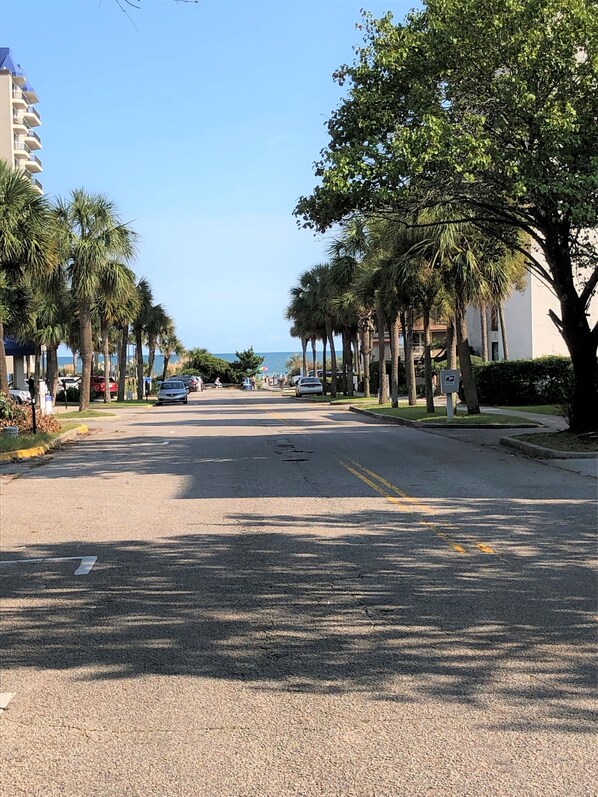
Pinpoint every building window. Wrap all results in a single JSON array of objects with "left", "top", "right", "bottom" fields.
[{"left": 491, "top": 342, "right": 499, "bottom": 361}]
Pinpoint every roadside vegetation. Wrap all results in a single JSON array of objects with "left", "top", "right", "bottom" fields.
[
  {"left": 0, "top": 419, "right": 83, "bottom": 454},
  {"left": 359, "top": 405, "right": 537, "bottom": 426},
  {"left": 513, "top": 432, "right": 598, "bottom": 453},
  {"left": 290, "top": 1, "right": 597, "bottom": 434}
]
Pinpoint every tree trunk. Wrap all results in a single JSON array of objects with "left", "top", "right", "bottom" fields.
[
  {"left": 162, "top": 354, "right": 170, "bottom": 383},
  {"left": 362, "top": 319, "right": 371, "bottom": 399},
  {"left": 390, "top": 314, "right": 400, "bottom": 408},
  {"left": 498, "top": 303, "right": 509, "bottom": 361},
  {"left": 0, "top": 321, "right": 9, "bottom": 393},
  {"left": 118, "top": 324, "right": 128, "bottom": 401},
  {"left": 403, "top": 310, "right": 417, "bottom": 406},
  {"left": 544, "top": 223, "right": 598, "bottom": 432},
  {"left": 147, "top": 337, "right": 156, "bottom": 377},
  {"left": 301, "top": 337, "right": 308, "bottom": 377},
  {"left": 446, "top": 317, "right": 458, "bottom": 412},
  {"left": 102, "top": 321, "right": 111, "bottom": 403},
  {"left": 136, "top": 328, "right": 144, "bottom": 400},
  {"left": 48, "top": 345, "right": 59, "bottom": 402},
  {"left": 423, "top": 307, "right": 435, "bottom": 413},
  {"left": 326, "top": 320, "right": 337, "bottom": 399},
  {"left": 72, "top": 348, "right": 77, "bottom": 375},
  {"left": 79, "top": 301, "right": 93, "bottom": 411},
  {"left": 321, "top": 336, "right": 327, "bottom": 394},
  {"left": 480, "top": 303, "right": 488, "bottom": 361},
  {"left": 311, "top": 336, "right": 317, "bottom": 377},
  {"left": 376, "top": 301, "right": 389, "bottom": 404},
  {"left": 455, "top": 296, "right": 480, "bottom": 415},
  {"left": 353, "top": 336, "right": 360, "bottom": 385},
  {"left": 343, "top": 329, "right": 354, "bottom": 396}
]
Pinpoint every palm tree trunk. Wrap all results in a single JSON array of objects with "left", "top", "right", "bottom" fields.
[
  {"left": 118, "top": 324, "right": 128, "bottom": 401},
  {"left": 342, "top": 329, "right": 354, "bottom": 396},
  {"left": 498, "top": 303, "right": 509, "bottom": 360},
  {"left": 79, "top": 302, "right": 93, "bottom": 411},
  {"left": 375, "top": 301, "right": 388, "bottom": 404},
  {"left": 72, "top": 347, "right": 77, "bottom": 376},
  {"left": 301, "top": 337, "right": 308, "bottom": 377},
  {"left": 326, "top": 320, "right": 337, "bottom": 398},
  {"left": 455, "top": 296, "right": 480, "bottom": 414},
  {"left": 311, "top": 336, "right": 317, "bottom": 377},
  {"left": 362, "top": 320, "right": 371, "bottom": 399},
  {"left": 353, "top": 336, "right": 360, "bottom": 385},
  {"left": 423, "top": 307, "right": 435, "bottom": 414},
  {"left": 161, "top": 353, "right": 170, "bottom": 383},
  {"left": 402, "top": 310, "right": 417, "bottom": 406},
  {"left": 480, "top": 303, "right": 488, "bottom": 361},
  {"left": 0, "top": 321, "right": 9, "bottom": 393},
  {"left": 390, "top": 314, "right": 400, "bottom": 408},
  {"left": 102, "top": 321, "right": 111, "bottom": 403},
  {"left": 446, "top": 316, "right": 458, "bottom": 412},
  {"left": 48, "top": 345, "right": 59, "bottom": 402},
  {"left": 136, "top": 328, "right": 144, "bottom": 400},
  {"left": 321, "top": 336, "right": 327, "bottom": 394},
  {"left": 147, "top": 336, "right": 156, "bottom": 377}
]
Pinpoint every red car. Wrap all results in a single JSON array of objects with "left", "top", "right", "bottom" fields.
[{"left": 90, "top": 376, "right": 118, "bottom": 400}]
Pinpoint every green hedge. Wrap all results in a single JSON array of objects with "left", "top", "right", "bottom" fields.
[{"left": 472, "top": 356, "right": 572, "bottom": 405}]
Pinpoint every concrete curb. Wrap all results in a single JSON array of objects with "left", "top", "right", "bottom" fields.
[
  {"left": 0, "top": 424, "right": 89, "bottom": 463},
  {"left": 349, "top": 406, "right": 541, "bottom": 429},
  {"left": 500, "top": 436, "right": 598, "bottom": 459}
]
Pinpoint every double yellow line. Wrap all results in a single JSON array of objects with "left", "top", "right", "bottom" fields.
[{"left": 339, "top": 459, "right": 495, "bottom": 557}]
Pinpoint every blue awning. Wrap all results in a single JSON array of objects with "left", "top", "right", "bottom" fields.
[{"left": 3, "top": 337, "right": 35, "bottom": 356}]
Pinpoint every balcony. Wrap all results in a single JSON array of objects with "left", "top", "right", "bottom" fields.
[
  {"left": 30, "top": 178, "right": 43, "bottom": 194},
  {"left": 24, "top": 154, "right": 42, "bottom": 173},
  {"left": 23, "top": 105, "right": 41, "bottom": 126},
  {"left": 22, "top": 83, "right": 39, "bottom": 103},
  {"left": 11, "top": 88, "right": 27, "bottom": 109},
  {"left": 24, "top": 128, "right": 41, "bottom": 150},
  {"left": 13, "top": 142, "right": 29, "bottom": 159},
  {"left": 12, "top": 115, "right": 27, "bottom": 133}
]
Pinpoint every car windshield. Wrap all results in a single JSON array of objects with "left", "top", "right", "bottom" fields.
[
  {"left": 302, "top": 379, "right": 320, "bottom": 384},
  {"left": 162, "top": 381, "right": 184, "bottom": 389}
]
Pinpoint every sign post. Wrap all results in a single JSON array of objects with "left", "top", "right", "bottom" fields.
[{"left": 440, "top": 369, "right": 460, "bottom": 422}]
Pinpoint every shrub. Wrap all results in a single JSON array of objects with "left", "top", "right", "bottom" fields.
[
  {"left": 56, "top": 387, "right": 80, "bottom": 403},
  {"left": 472, "top": 356, "right": 573, "bottom": 405},
  {"left": 0, "top": 396, "right": 61, "bottom": 434}
]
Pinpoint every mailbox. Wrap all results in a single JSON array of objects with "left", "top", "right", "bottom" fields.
[{"left": 440, "top": 369, "right": 460, "bottom": 393}]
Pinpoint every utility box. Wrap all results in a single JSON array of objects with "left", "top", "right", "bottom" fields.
[{"left": 440, "top": 369, "right": 460, "bottom": 393}]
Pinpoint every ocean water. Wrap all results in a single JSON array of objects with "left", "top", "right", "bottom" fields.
[{"left": 56, "top": 351, "right": 323, "bottom": 377}]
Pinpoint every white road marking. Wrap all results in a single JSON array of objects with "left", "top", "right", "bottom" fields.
[
  {"left": 0, "top": 693, "right": 15, "bottom": 711},
  {"left": 0, "top": 555, "right": 97, "bottom": 576}
]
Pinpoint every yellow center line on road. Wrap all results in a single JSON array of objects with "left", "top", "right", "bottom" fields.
[{"left": 341, "top": 459, "right": 496, "bottom": 556}]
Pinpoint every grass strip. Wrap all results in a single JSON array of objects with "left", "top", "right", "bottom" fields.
[
  {"left": 513, "top": 431, "right": 598, "bottom": 452},
  {"left": 362, "top": 404, "right": 535, "bottom": 425},
  {"left": 58, "top": 410, "right": 116, "bottom": 419},
  {"left": 0, "top": 420, "right": 83, "bottom": 453},
  {"left": 497, "top": 405, "right": 564, "bottom": 416}
]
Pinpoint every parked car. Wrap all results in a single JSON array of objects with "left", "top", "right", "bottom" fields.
[
  {"left": 60, "top": 376, "right": 81, "bottom": 389},
  {"left": 156, "top": 380, "right": 188, "bottom": 406},
  {"left": 90, "top": 376, "right": 118, "bottom": 400},
  {"left": 178, "top": 375, "right": 200, "bottom": 392},
  {"left": 295, "top": 377, "right": 323, "bottom": 396},
  {"left": 8, "top": 387, "right": 32, "bottom": 405}
]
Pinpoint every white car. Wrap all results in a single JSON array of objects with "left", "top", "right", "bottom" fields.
[
  {"left": 156, "top": 380, "right": 188, "bottom": 406},
  {"left": 295, "top": 377, "right": 323, "bottom": 396},
  {"left": 9, "top": 387, "right": 32, "bottom": 405}
]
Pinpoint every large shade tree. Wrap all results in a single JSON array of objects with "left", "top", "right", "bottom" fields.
[
  {"left": 296, "top": 0, "right": 598, "bottom": 432},
  {"left": 54, "top": 189, "right": 137, "bottom": 410}
]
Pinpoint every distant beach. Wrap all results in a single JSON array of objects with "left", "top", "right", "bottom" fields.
[{"left": 57, "top": 351, "right": 325, "bottom": 377}]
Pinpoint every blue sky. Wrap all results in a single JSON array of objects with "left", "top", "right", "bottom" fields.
[{"left": 1, "top": 0, "right": 412, "bottom": 352}]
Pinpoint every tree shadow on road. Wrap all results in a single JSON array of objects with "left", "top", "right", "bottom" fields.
[{"left": 1, "top": 505, "right": 595, "bottom": 735}]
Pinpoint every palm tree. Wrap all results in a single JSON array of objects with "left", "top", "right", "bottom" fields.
[
  {"left": 145, "top": 304, "right": 170, "bottom": 378},
  {"left": 54, "top": 190, "right": 137, "bottom": 410},
  {"left": 97, "top": 261, "right": 139, "bottom": 402},
  {"left": 131, "top": 278, "right": 153, "bottom": 399},
  {"left": 0, "top": 162, "right": 53, "bottom": 392},
  {"left": 159, "top": 327, "right": 185, "bottom": 382}
]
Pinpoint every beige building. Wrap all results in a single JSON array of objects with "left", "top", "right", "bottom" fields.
[{"left": 0, "top": 47, "right": 42, "bottom": 193}]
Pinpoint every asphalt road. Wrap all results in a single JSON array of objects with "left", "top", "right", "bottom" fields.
[{"left": 1, "top": 390, "right": 596, "bottom": 797}]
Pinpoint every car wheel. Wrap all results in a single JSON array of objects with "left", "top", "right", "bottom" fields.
[{"left": 184, "top": 398, "right": 188, "bottom": 404}]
